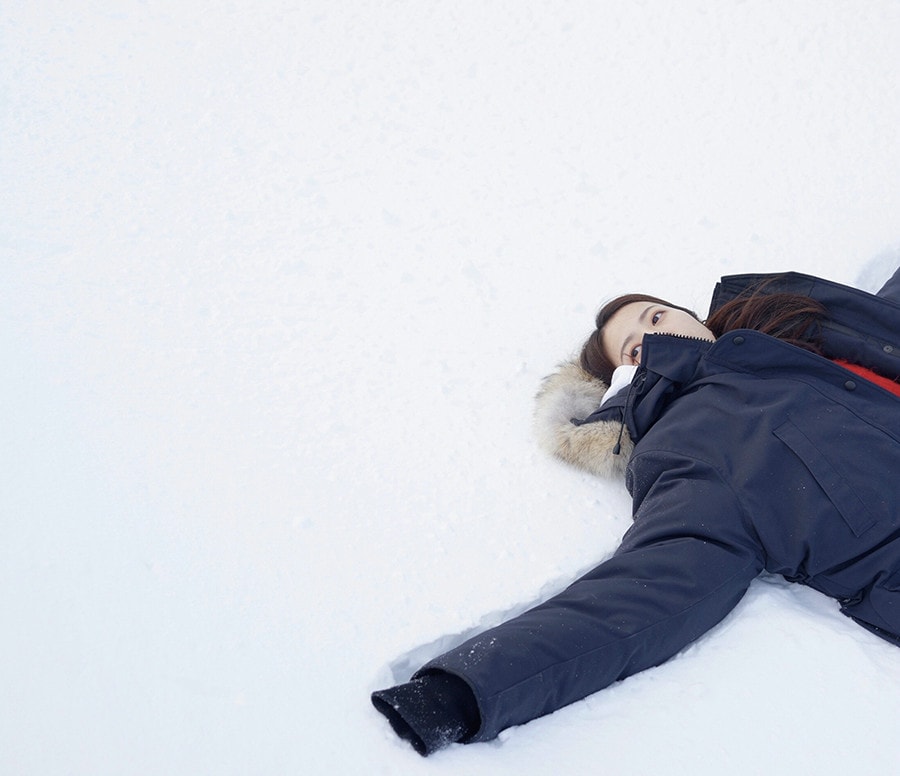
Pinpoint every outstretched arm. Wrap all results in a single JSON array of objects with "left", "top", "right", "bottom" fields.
[{"left": 373, "top": 452, "right": 764, "bottom": 753}]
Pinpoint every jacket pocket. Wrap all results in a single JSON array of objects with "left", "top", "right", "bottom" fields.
[{"left": 773, "top": 419, "right": 876, "bottom": 537}]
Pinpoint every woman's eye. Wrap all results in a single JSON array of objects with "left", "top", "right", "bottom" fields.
[
  {"left": 652, "top": 311, "right": 662, "bottom": 325},
  {"left": 630, "top": 344, "right": 642, "bottom": 360}
]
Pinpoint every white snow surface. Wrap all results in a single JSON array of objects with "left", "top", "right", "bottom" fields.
[{"left": 3, "top": 2, "right": 900, "bottom": 774}]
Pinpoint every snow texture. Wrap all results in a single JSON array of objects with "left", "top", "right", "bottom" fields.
[{"left": 3, "top": 2, "right": 900, "bottom": 774}]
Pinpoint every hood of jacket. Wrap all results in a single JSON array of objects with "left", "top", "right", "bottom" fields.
[{"left": 533, "top": 360, "right": 634, "bottom": 479}]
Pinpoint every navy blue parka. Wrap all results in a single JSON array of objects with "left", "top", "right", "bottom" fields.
[{"left": 416, "top": 269, "right": 900, "bottom": 744}]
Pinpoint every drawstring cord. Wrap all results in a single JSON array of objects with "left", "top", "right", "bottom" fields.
[{"left": 612, "top": 407, "right": 626, "bottom": 455}]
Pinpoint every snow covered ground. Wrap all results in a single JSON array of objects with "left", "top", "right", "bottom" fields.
[{"left": 3, "top": 2, "right": 900, "bottom": 773}]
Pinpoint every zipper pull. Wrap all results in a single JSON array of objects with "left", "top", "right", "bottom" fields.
[{"left": 612, "top": 406, "right": 626, "bottom": 455}]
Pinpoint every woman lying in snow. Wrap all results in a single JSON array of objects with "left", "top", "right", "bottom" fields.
[{"left": 372, "top": 268, "right": 900, "bottom": 756}]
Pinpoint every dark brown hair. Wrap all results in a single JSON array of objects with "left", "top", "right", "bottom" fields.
[
  {"left": 705, "top": 291, "right": 826, "bottom": 353},
  {"left": 579, "top": 294, "right": 699, "bottom": 385},
  {"left": 580, "top": 285, "right": 827, "bottom": 385}
]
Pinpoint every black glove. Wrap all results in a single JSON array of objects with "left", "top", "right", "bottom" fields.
[{"left": 371, "top": 670, "right": 480, "bottom": 756}]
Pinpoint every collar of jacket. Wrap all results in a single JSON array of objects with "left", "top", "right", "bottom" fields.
[
  {"left": 625, "top": 333, "right": 713, "bottom": 442},
  {"left": 624, "top": 326, "right": 873, "bottom": 441},
  {"left": 630, "top": 324, "right": 900, "bottom": 443}
]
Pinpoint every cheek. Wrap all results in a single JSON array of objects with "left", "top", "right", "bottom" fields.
[
  {"left": 599, "top": 334, "right": 620, "bottom": 367},
  {"left": 691, "top": 320, "right": 714, "bottom": 340}
]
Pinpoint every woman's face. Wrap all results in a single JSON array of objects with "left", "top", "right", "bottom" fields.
[{"left": 602, "top": 301, "right": 715, "bottom": 368}]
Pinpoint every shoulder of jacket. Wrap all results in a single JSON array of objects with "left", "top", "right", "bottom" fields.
[{"left": 533, "top": 360, "right": 633, "bottom": 479}]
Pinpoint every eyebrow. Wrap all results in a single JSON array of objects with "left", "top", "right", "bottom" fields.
[{"left": 619, "top": 304, "right": 656, "bottom": 361}]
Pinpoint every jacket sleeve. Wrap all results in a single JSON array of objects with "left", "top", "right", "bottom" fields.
[{"left": 418, "top": 450, "right": 764, "bottom": 743}]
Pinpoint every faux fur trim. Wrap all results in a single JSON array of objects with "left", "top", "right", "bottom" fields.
[{"left": 533, "top": 360, "right": 633, "bottom": 479}]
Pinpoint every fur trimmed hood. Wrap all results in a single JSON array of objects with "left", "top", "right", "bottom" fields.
[{"left": 533, "top": 360, "right": 634, "bottom": 479}]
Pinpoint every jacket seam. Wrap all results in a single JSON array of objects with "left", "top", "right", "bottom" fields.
[{"left": 628, "top": 446, "right": 766, "bottom": 551}]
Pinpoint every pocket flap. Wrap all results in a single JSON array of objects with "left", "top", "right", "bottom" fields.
[{"left": 773, "top": 419, "right": 876, "bottom": 537}]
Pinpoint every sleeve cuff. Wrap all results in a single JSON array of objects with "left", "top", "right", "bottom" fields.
[{"left": 371, "top": 671, "right": 480, "bottom": 756}]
